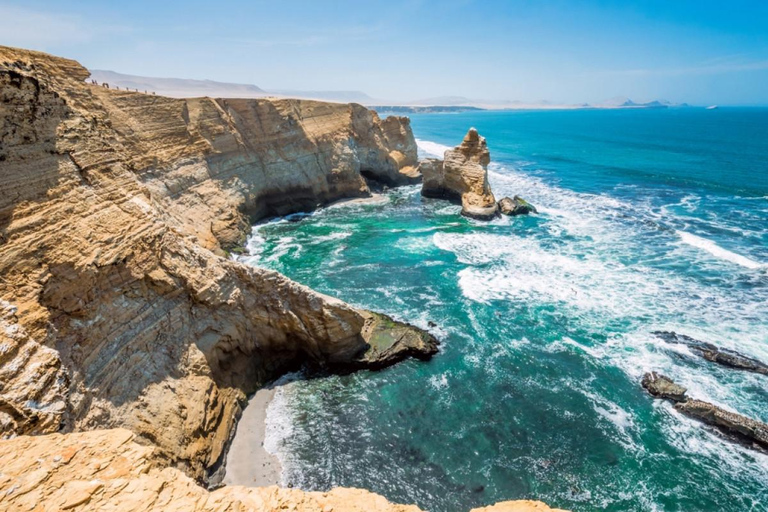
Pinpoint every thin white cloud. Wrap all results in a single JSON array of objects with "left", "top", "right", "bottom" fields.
[
  {"left": 222, "top": 23, "right": 385, "bottom": 48},
  {"left": 0, "top": 4, "right": 130, "bottom": 49},
  {"left": 592, "top": 57, "right": 768, "bottom": 78}
]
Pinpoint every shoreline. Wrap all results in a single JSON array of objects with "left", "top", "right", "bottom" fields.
[
  {"left": 326, "top": 192, "right": 389, "bottom": 208},
  {"left": 223, "top": 386, "right": 282, "bottom": 487}
]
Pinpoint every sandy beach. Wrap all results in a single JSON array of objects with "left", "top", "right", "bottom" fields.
[
  {"left": 327, "top": 193, "right": 389, "bottom": 208},
  {"left": 223, "top": 386, "right": 282, "bottom": 487}
]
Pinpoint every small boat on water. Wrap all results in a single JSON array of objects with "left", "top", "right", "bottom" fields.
[{"left": 706, "top": 105, "right": 718, "bottom": 110}]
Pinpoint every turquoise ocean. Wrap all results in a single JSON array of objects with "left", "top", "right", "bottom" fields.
[{"left": 240, "top": 108, "right": 768, "bottom": 511}]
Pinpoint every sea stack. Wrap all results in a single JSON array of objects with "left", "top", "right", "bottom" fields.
[{"left": 421, "top": 128, "right": 499, "bottom": 220}]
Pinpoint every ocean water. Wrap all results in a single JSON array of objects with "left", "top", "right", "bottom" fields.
[{"left": 241, "top": 108, "right": 768, "bottom": 511}]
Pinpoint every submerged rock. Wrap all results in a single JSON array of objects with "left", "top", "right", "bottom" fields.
[
  {"left": 499, "top": 195, "right": 538, "bottom": 216},
  {"left": 421, "top": 128, "right": 499, "bottom": 220},
  {"left": 653, "top": 331, "right": 768, "bottom": 375},
  {"left": 641, "top": 372, "right": 687, "bottom": 402}
]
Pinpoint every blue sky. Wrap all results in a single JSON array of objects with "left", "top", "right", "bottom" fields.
[{"left": 3, "top": 0, "right": 768, "bottom": 105}]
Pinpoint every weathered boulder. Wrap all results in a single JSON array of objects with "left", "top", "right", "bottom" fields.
[
  {"left": 641, "top": 372, "right": 687, "bottom": 402},
  {"left": 499, "top": 196, "right": 538, "bottom": 216},
  {"left": 421, "top": 128, "right": 499, "bottom": 220},
  {"left": 653, "top": 331, "right": 768, "bottom": 375}
]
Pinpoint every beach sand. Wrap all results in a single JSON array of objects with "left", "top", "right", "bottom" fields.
[
  {"left": 223, "top": 386, "right": 281, "bottom": 487},
  {"left": 327, "top": 193, "right": 388, "bottom": 208}
]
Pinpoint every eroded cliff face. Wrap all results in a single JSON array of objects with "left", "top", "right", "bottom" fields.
[
  {"left": 0, "top": 46, "right": 566, "bottom": 512},
  {"left": 0, "top": 45, "right": 426, "bottom": 481}
]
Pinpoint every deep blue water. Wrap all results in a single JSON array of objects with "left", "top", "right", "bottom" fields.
[{"left": 241, "top": 108, "right": 768, "bottom": 511}]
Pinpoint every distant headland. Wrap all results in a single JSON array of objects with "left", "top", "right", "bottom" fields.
[{"left": 89, "top": 69, "right": 690, "bottom": 111}]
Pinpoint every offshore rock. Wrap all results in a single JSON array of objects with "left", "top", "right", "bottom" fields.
[
  {"left": 653, "top": 331, "right": 768, "bottom": 375},
  {"left": 675, "top": 400, "right": 768, "bottom": 451},
  {"left": 421, "top": 128, "right": 499, "bottom": 220},
  {"left": 499, "top": 196, "right": 537, "bottom": 216},
  {"left": 0, "top": 45, "right": 433, "bottom": 482},
  {"left": 641, "top": 372, "right": 687, "bottom": 402},
  {"left": 641, "top": 373, "right": 768, "bottom": 452}
]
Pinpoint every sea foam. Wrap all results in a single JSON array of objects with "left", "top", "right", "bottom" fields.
[
  {"left": 676, "top": 230, "right": 764, "bottom": 269},
  {"left": 416, "top": 138, "right": 451, "bottom": 159}
]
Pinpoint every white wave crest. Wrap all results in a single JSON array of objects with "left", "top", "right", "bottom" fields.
[
  {"left": 677, "top": 230, "right": 764, "bottom": 269},
  {"left": 416, "top": 138, "right": 451, "bottom": 159}
]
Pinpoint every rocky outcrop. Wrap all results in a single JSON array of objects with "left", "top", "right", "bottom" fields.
[
  {"left": 641, "top": 372, "right": 768, "bottom": 452},
  {"left": 499, "top": 196, "right": 537, "bottom": 216},
  {"left": 0, "top": 429, "right": 566, "bottom": 512},
  {"left": 421, "top": 128, "right": 499, "bottom": 219},
  {"left": 346, "top": 311, "right": 439, "bottom": 370},
  {"left": 0, "top": 429, "right": 421, "bottom": 512},
  {"left": 641, "top": 372, "right": 687, "bottom": 402},
  {"left": 676, "top": 400, "right": 768, "bottom": 451},
  {"left": 0, "top": 45, "right": 434, "bottom": 483},
  {"left": 653, "top": 331, "right": 768, "bottom": 375}
]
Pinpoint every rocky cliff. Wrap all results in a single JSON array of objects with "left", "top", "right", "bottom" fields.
[
  {"left": 0, "top": 429, "right": 565, "bottom": 512},
  {"left": 421, "top": 128, "right": 499, "bottom": 219},
  {"left": 0, "top": 46, "right": 564, "bottom": 512},
  {"left": 0, "top": 45, "right": 432, "bottom": 481}
]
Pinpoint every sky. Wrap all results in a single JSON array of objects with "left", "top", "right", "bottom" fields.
[{"left": 2, "top": 0, "right": 768, "bottom": 105}]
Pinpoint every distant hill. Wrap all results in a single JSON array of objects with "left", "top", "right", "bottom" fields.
[
  {"left": 88, "top": 70, "right": 378, "bottom": 104},
  {"left": 89, "top": 70, "right": 268, "bottom": 98},
  {"left": 86, "top": 70, "right": 689, "bottom": 110},
  {"left": 270, "top": 89, "right": 377, "bottom": 103},
  {"left": 370, "top": 105, "right": 485, "bottom": 114},
  {"left": 594, "top": 97, "right": 688, "bottom": 109}
]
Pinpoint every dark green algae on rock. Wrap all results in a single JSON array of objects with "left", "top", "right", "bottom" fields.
[{"left": 343, "top": 311, "right": 440, "bottom": 371}]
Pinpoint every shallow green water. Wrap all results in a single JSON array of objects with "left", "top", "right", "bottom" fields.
[{"left": 241, "top": 109, "right": 768, "bottom": 511}]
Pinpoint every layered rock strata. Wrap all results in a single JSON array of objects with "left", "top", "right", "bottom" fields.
[
  {"left": 641, "top": 372, "right": 768, "bottom": 452},
  {"left": 421, "top": 128, "right": 499, "bottom": 219},
  {"left": 0, "top": 45, "right": 433, "bottom": 483},
  {"left": 0, "top": 45, "right": 569, "bottom": 511},
  {"left": 0, "top": 429, "right": 567, "bottom": 512}
]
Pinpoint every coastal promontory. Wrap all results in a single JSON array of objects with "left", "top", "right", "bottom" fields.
[{"left": 0, "top": 45, "right": 563, "bottom": 512}]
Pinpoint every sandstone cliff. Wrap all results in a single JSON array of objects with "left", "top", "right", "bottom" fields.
[
  {"left": 0, "top": 46, "right": 565, "bottom": 512},
  {"left": 421, "top": 128, "right": 499, "bottom": 219},
  {"left": 0, "top": 45, "right": 431, "bottom": 482},
  {"left": 0, "top": 429, "right": 565, "bottom": 512}
]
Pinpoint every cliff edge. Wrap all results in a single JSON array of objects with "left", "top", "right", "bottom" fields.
[{"left": 0, "top": 429, "right": 565, "bottom": 512}]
